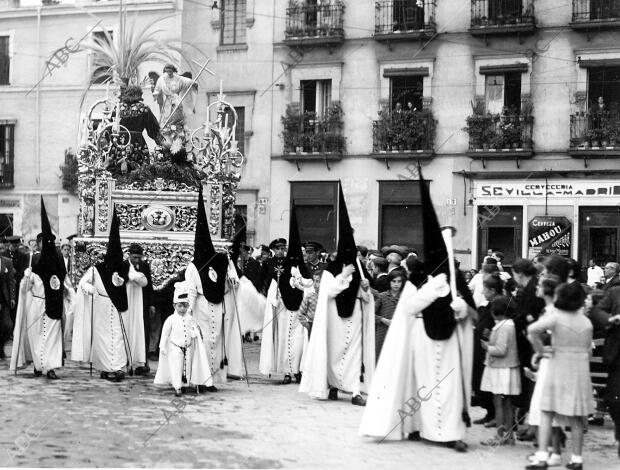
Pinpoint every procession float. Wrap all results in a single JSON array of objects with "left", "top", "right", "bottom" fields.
[{"left": 70, "top": 16, "right": 243, "bottom": 288}]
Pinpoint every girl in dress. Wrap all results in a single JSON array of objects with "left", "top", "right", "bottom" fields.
[{"left": 480, "top": 295, "right": 521, "bottom": 445}]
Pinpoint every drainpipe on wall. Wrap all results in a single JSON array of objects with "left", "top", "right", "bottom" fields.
[{"left": 35, "top": 6, "right": 41, "bottom": 185}]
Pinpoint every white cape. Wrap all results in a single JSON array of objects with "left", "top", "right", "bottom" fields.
[{"left": 299, "top": 270, "right": 375, "bottom": 399}]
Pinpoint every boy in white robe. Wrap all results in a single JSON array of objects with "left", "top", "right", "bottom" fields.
[{"left": 155, "top": 281, "right": 212, "bottom": 396}]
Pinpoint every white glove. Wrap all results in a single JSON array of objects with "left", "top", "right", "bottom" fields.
[
  {"left": 450, "top": 296, "right": 469, "bottom": 321},
  {"left": 291, "top": 266, "right": 301, "bottom": 279},
  {"left": 24, "top": 268, "right": 32, "bottom": 278},
  {"left": 81, "top": 283, "right": 95, "bottom": 295},
  {"left": 425, "top": 273, "right": 450, "bottom": 297}
]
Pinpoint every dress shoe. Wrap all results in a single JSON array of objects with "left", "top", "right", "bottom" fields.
[
  {"left": 243, "top": 333, "right": 252, "bottom": 343},
  {"left": 525, "top": 463, "right": 548, "bottom": 469},
  {"left": 206, "top": 385, "right": 218, "bottom": 392},
  {"left": 113, "top": 371, "right": 125, "bottom": 382},
  {"left": 447, "top": 440, "right": 468, "bottom": 452},
  {"left": 34, "top": 368, "right": 43, "bottom": 377},
  {"left": 100, "top": 371, "right": 109, "bottom": 380},
  {"left": 483, "top": 419, "right": 497, "bottom": 428},
  {"left": 587, "top": 416, "right": 604, "bottom": 426},
  {"left": 565, "top": 463, "right": 582, "bottom": 470},
  {"left": 407, "top": 432, "right": 421, "bottom": 441},
  {"left": 134, "top": 366, "right": 150, "bottom": 376},
  {"left": 473, "top": 416, "right": 493, "bottom": 425},
  {"left": 518, "top": 428, "right": 536, "bottom": 442},
  {"left": 174, "top": 389, "right": 182, "bottom": 397},
  {"left": 351, "top": 394, "right": 366, "bottom": 406},
  {"left": 46, "top": 370, "right": 58, "bottom": 380},
  {"left": 328, "top": 388, "right": 338, "bottom": 401},
  {"left": 197, "top": 385, "right": 208, "bottom": 393},
  {"left": 253, "top": 334, "right": 259, "bottom": 341},
  {"left": 283, "top": 374, "right": 292, "bottom": 384}
]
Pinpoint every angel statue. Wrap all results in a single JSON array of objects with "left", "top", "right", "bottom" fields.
[{"left": 151, "top": 64, "right": 197, "bottom": 131}]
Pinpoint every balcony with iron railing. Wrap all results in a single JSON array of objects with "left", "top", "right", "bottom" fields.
[
  {"left": 374, "top": 0, "right": 436, "bottom": 42},
  {"left": 284, "top": 1, "right": 345, "bottom": 47},
  {"left": 372, "top": 110, "right": 436, "bottom": 162},
  {"left": 569, "top": 110, "right": 620, "bottom": 163},
  {"left": 469, "top": 0, "right": 536, "bottom": 37},
  {"left": 571, "top": 0, "right": 620, "bottom": 31},
  {"left": 279, "top": 103, "right": 345, "bottom": 168},
  {"left": 464, "top": 108, "right": 534, "bottom": 167}
]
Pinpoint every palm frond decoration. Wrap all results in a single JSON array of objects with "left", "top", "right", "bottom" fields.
[{"left": 78, "top": 12, "right": 206, "bottom": 110}]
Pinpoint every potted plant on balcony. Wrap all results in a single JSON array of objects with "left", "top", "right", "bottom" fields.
[
  {"left": 280, "top": 104, "right": 303, "bottom": 153},
  {"left": 586, "top": 128, "right": 601, "bottom": 148}
]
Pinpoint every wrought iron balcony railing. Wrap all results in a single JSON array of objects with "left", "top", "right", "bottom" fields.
[
  {"left": 281, "top": 105, "right": 345, "bottom": 155},
  {"left": 284, "top": 2, "right": 344, "bottom": 44},
  {"left": 465, "top": 113, "right": 534, "bottom": 151},
  {"left": 372, "top": 110, "right": 435, "bottom": 153},
  {"left": 570, "top": 110, "right": 620, "bottom": 148},
  {"left": 470, "top": 0, "right": 535, "bottom": 33},
  {"left": 374, "top": 0, "right": 436, "bottom": 40},
  {"left": 573, "top": 0, "right": 620, "bottom": 22}
]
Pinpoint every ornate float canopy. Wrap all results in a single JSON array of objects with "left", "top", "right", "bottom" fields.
[{"left": 73, "top": 80, "right": 244, "bottom": 289}]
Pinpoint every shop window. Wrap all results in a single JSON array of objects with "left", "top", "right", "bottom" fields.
[
  {"left": 390, "top": 75, "right": 423, "bottom": 112},
  {"left": 579, "top": 207, "right": 620, "bottom": 265},
  {"left": 0, "top": 213, "right": 12, "bottom": 236},
  {"left": 0, "top": 35, "right": 9, "bottom": 85},
  {"left": 477, "top": 205, "right": 522, "bottom": 269},
  {"left": 379, "top": 181, "right": 423, "bottom": 254},
  {"left": 485, "top": 72, "right": 521, "bottom": 114},
  {"left": 291, "top": 181, "right": 337, "bottom": 251},
  {"left": 221, "top": 0, "right": 247, "bottom": 46}
]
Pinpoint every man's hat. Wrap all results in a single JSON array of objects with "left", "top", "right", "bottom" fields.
[
  {"left": 304, "top": 241, "right": 323, "bottom": 252},
  {"left": 128, "top": 243, "right": 144, "bottom": 255},
  {"left": 382, "top": 244, "right": 406, "bottom": 258},
  {"left": 173, "top": 281, "right": 190, "bottom": 303},
  {"left": 269, "top": 238, "right": 287, "bottom": 250}
]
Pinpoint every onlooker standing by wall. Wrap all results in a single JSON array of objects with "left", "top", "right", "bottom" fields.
[{"left": 587, "top": 259, "right": 605, "bottom": 288}]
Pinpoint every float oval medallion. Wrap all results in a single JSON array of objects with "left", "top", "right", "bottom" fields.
[
  {"left": 50, "top": 275, "right": 61, "bottom": 290},
  {"left": 142, "top": 205, "right": 175, "bottom": 231}
]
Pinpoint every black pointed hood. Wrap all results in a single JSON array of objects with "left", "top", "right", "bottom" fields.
[
  {"left": 32, "top": 198, "right": 66, "bottom": 320},
  {"left": 193, "top": 186, "right": 228, "bottom": 304},
  {"left": 419, "top": 169, "right": 475, "bottom": 340},
  {"left": 96, "top": 208, "right": 129, "bottom": 313},
  {"left": 279, "top": 206, "right": 309, "bottom": 311},
  {"left": 326, "top": 183, "right": 369, "bottom": 318}
]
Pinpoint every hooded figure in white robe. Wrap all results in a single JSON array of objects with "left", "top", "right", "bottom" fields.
[
  {"left": 186, "top": 187, "right": 242, "bottom": 388},
  {"left": 122, "top": 244, "right": 149, "bottom": 373},
  {"left": 155, "top": 281, "right": 212, "bottom": 393},
  {"left": 10, "top": 198, "right": 70, "bottom": 379},
  {"left": 259, "top": 209, "right": 313, "bottom": 383},
  {"left": 300, "top": 184, "right": 375, "bottom": 405},
  {"left": 72, "top": 209, "right": 130, "bottom": 380}
]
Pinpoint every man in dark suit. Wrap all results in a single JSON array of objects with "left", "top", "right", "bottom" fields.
[
  {"left": 0, "top": 254, "right": 16, "bottom": 359},
  {"left": 371, "top": 256, "right": 390, "bottom": 293},
  {"left": 259, "top": 238, "right": 287, "bottom": 296},
  {"left": 2, "top": 236, "right": 28, "bottom": 324},
  {"left": 126, "top": 243, "right": 154, "bottom": 374},
  {"left": 238, "top": 243, "right": 261, "bottom": 291},
  {"left": 603, "top": 262, "right": 620, "bottom": 292}
]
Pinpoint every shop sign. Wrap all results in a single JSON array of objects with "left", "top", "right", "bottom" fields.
[
  {"left": 476, "top": 181, "right": 620, "bottom": 198},
  {"left": 527, "top": 216, "right": 571, "bottom": 258}
]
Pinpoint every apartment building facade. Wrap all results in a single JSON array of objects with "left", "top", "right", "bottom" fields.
[{"left": 0, "top": 0, "right": 180, "bottom": 242}]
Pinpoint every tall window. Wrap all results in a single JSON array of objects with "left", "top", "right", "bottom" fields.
[
  {"left": 390, "top": 75, "right": 423, "bottom": 111},
  {"left": 588, "top": 66, "right": 620, "bottom": 109},
  {"left": 0, "top": 122, "right": 15, "bottom": 187},
  {"left": 379, "top": 181, "right": 423, "bottom": 253},
  {"left": 291, "top": 181, "right": 337, "bottom": 251},
  {"left": 485, "top": 72, "right": 521, "bottom": 114},
  {"left": 221, "top": 0, "right": 247, "bottom": 45},
  {"left": 0, "top": 214, "right": 12, "bottom": 237},
  {"left": 301, "top": 79, "right": 332, "bottom": 116},
  {"left": 91, "top": 30, "right": 113, "bottom": 84},
  {"left": 223, "top": 106, "right": 245, "bottom": 155},
  {"left": 0, "top": 36, "right": 9, "bottom": 85}
]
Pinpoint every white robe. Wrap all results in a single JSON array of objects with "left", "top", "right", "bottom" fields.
[
  {"left": 123, "top": 263, "right": 147, "bottom": 367},
  {"left": 223, "top": 275, "right": 244, "bottom": 378},
  {"left": 234, "top": 276, "right": 266, "bottom": 334},
  {"left": 186, "top": 261, "right": 242, "bottom": 383},
  {"left": 299, "top": 271, "right": 375, "bottom": 398},
  {"left": 154, "top": 311, "right": 212, "bottom": 389},
  {"left": 10, "top": 273, "right": 72, "bottom": 373},
  {"left": 71, "top": 267, "right": 128, "bottom": 372},
  {"left": 259, "top": 279, "right": 306, "bottom": 377},
  {"left": 359, "top": 280, "right": 447, "bottom": 440}
]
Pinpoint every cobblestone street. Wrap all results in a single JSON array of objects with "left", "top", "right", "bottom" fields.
[{"left": 1, "top": 342, "right": 618, "bottom": 469}]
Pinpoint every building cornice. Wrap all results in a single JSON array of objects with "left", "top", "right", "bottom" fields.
[{"left": 0, "top": 1, "right": 175, "bottom": 19}]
